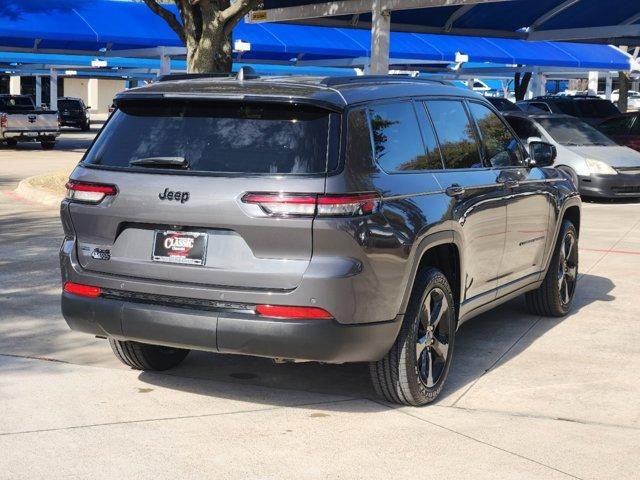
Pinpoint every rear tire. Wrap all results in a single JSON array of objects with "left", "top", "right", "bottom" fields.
[
  {"left": 41, "top": 140, "right": 55, "bottom": 150},
  {"left": 109, "top": 339, "right": 190, "bottom": 371},
  {"left": 6, "top": 139, "right": 17, "bottom": 148},
  {"left": 526, "top": 220, "right": 578, "bottom": 317},
  {"left": 81, "top": 121, "right": 90, "bottom": 132},
  {"left": 370, "top": 268, "right": 456, "bottom": 406}
]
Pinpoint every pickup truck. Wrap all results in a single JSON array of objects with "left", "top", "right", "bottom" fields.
[{"left": 0, "top": 94, "right": 59, "bottom": 150}]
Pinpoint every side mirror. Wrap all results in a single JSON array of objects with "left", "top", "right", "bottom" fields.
[
  {"left": 528, "top": 141, "right": 557, "bottom": 167},
  {"left": 86, "top": 106, "right": 91, "bottom": 110}
]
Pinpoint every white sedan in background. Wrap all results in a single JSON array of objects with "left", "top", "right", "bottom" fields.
[{"left": 504, "top": 112, "right": 640, "bottom": 198}]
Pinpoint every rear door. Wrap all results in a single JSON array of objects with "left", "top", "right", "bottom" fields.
[
  {"left": 467, "top": 101, "right": 554, "bottom": 293},
  {"left": 422, "top": 99, "right": 508, "bottom": 312},
  {"left": 67, "top": 99, "right": 336, "bottom": 290}
]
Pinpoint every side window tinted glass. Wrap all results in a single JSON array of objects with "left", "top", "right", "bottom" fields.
[
  {"left": 599, "top": 116, "right": 633, "bottom": 135},
  {"left": 346, "top": 108, "right": 374, "bottom": 170},
  {"left": 468, "top": 103, "right": 524, "bottom": 167},
  {"left": 368, "top": 102, "right": 438, "bottom": 172},
  {"left": 530, "top": 102, "right": 551, "bottom": 112},
  {"left": 505, "top": 116, "right": 543, "bottom": 140},
  {"left": 426, "top": 100, "right": 481, "bottom": 169}
]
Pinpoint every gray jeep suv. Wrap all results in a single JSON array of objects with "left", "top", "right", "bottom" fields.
[{"left": 60, "top": 75, "right": 581, "bottom": 406}]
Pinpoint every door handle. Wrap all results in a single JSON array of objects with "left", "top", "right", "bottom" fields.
[
  {"left": 445, "top": 184, "right": 465, "bottom": 197},
  {"left": 502, "top": 179, "right": 519, "bottom": 189}
]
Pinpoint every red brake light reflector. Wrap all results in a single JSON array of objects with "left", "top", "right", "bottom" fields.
[
  {"left": 63, "top": 282, "right": 102, "bottom": 298},
  {"left": 242, "top": 192, "right": 380, "bottom": 217},
  {"left": 255, "top": 304, "right": 333, "bottom": 320},
  {"left": 65, "top": 181, "right": 117, "bottom": 204}
]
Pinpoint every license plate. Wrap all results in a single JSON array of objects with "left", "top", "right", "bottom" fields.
[
  {"left": 152, "top": 230, "right": 207, "bottom": 266},
  {"left": 26, "top": 132, "right": 38, "bottom": 137}
]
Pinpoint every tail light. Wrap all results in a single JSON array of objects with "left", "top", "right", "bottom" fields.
[
  {"left": 0, "top": 113, "right": 7, "bottom": 128},
  {"left": 242, "top": 192, "right": 380, "bottom": 218},
  {"left": 64, "top": 282, "right": 102, "bottom": 298},
  {"left": 255, "top": 304, "right": 333, "bottom": 320},
  {"left": 65, "top": 180, "right": 117, "bottom": 204}
]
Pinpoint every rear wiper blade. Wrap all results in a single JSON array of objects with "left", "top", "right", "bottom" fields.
[{"left": 129, "top": 157, "right": 189, "bottom": 169}]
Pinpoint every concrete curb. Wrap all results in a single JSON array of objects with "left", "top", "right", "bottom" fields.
[{"left": 14, "top": 177, "right": 64, "bottom": 207}]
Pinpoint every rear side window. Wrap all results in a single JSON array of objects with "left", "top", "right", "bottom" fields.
[
  {"left": 468, "top": 103, "right": 524, "bottom": 167},
  {"left": 83, "top": 101, "right": 331, "bottom": 174},
  {"left": 425, "top": 100, "right": 481, "bottom": 169},
  {"left": 367, "top": 102, "right": 435, "bottom": 172},
  {"left": 574, "top": 100, "right": 619, "bottom": 118},
  {"left": 598, "top": 115, "right": 634, "bottom": 136},
  {"left": 505, "top": 116, "right": 543, "bottom": 140}
]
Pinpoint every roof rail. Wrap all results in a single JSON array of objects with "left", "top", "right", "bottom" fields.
[
  {"left": 320, "top": 75, "right": 448, "bottom": 88},
  {"left": 156, "top": 73, "right": 231, "bottom": 82}
]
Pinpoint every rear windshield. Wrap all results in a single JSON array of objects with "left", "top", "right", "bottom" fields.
[
  {"left": 537, "top": 117, "right": 617, "bottom": 147},
  {"left": 556, "top": 100, "right": 619, "bottom": 118},
  {"left": 83, "top": 101, "right": 331, "bottom": 174},
  {"left": 58, "top": 99, "right": 83, "bottom": 110},
  {"left": 0, "top": 96, "right": 34, "bottom": 112}
]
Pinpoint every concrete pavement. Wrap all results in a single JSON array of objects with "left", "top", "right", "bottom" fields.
[{"left": 1, "top": 132, "right": 639, "bottom": 479}]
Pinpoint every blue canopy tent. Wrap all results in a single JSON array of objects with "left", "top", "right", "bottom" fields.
[{"left": 0, "top": 1, "right": 634, "bottom": 70}]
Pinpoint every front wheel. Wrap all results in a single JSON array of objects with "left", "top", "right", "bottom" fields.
[
  {"left": 526, "top": 220, "right": 578, "bottom": 317},
  {"left": 109, "top": 339, "right": 190, "bottom": 371},
  {"left": 370, "top": 268, "right": 456, "bottom": 406}
]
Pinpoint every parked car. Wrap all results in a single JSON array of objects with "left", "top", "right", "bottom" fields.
[
  {"left": 60, "top": 75, "right": 581, "bottom": 406},
  {"left": 504, "top": 112, "right": 640, "bottom": 198},
  {"left": 0, "top": 94, "right": 59, "bottom": 149},
  {"left": 596, "top": 113, "right": 640, "bottom": 152},
  {"left": 58, "top": 97, "right": 91, "bottom": 131},
  {"left": 610, "top": 89, "right": 640, "bottom": 110},
  {"left": 485, "top": 96, "right": 522, "bottom": 112},
  {"left": 517, "top": 95, "right": 620, "bottom": 125}
]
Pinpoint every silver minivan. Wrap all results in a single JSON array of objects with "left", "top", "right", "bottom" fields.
[{"left": 504, "top": 112, "right": 640, "bottom": 198}]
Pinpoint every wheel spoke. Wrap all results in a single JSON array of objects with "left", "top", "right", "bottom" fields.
[
  {"left": 420, "top": 295, "right": 432, "bottom": 329},
  {"left": 430, "top": 293, "right": 448, "bottom": 329},
  {"left": 566, "top": 264, "right": 578, "bottom": 281},
  {"left": 416, "top": 335, "right": 428, "bottom": 359},
  {"left": 425, "top": 348, "right": 434, "bottom": 387},
  {"left": 431, "top": 336, "right": 449, "bottom": 361},
  {"left": 561, "top": 278, "right": 570, "bottom": 304},
  {"left": 565, "top": 234, "right": 575, "bottom": 260}
]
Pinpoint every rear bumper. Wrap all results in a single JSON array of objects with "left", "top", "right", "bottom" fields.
[
  {"left": 3, "top": 131, "right": 59, "bottom": 141},
  {"left": 579, "top": 173, "right": 640, "bottom": 198},
  {"left": 61, "top": 292, "right": 401, "bottom": 363}
]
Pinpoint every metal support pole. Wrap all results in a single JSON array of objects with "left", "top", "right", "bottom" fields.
[
  {"left": 49, "top": 69, "right": 58, "bottom": 110},
  {"left": 369, "top": 0, "right": 390, "bottom": 75},
  {"left": 587, "top": 71, "right": 598, "bottom": 95},
  {"left": 9, "top": 76, "right": 20, "bottom": 95},
  {"left": 605, "top": 73, "right": 613, "bottom": 100},
  {"left": 159, "top": 48, "right": 171, "bottom": 76},
  {"left": 35, "top": 76, "right": 42, "bottom": 107}
]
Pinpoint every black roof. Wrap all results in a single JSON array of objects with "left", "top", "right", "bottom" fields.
[
  {"left": 116, "top": 75, "right": 483, "bottom": 111},
  {"left": 523, "top": 95, "right": 610, "bottom": 102}
]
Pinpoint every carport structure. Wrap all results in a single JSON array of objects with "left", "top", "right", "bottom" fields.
[
  {"left": 248, "top": 0, "right": 640, "bottom": 74},
  {"left": 1, "top": 0, "right": 639, "bottom": 108}
]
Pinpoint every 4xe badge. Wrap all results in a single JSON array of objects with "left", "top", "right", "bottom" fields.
[
  {"left": 91, "top": 248, "right": 111, "bottom": 261},
  {"left": 158, "top": 188, "right": 190, "bottom": 204}
]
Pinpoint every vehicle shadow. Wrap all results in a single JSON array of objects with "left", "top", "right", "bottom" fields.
[{"left": 136, "top": 272, "right": 615, "bottom": 410}]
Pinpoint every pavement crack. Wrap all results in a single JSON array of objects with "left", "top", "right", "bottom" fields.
[
  {"left": 449, "top": 316, "right": 542, "bottom": 407},
  {"left": 0, "top": 397, "right": 362, "bottom": 438},
  {"left": 372, "top": 400, "right": 585, "bottom": 480}
]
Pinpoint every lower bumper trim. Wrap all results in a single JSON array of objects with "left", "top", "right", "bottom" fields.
[{"left": 61, "top": 293, "right": 401, "bottom": 364}]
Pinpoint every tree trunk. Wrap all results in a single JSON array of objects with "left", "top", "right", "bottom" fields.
[
  {"left": 618, "top": 71, "right": 630, "bottom": 113},
  {"left": 187, "top": 32, "right": 232, "bottom": 73}
]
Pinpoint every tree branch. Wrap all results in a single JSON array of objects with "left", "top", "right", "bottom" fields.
[
  {"left": 142, "top": 0, "right": 186, "bottom": 44},
  {"left": 221, "top": 0, "right": 257, "bottom": 36}
]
